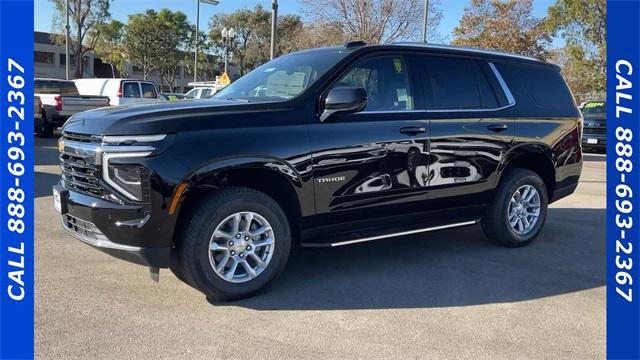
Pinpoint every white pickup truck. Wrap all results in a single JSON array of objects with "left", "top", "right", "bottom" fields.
[{"left": 35, "top": 78, "right": 110, "bottom": 138}]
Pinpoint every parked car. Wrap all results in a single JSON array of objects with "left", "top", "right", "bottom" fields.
[
  {"left": 54, "top": 42, "right": 582, "bottom": 301},
  {"left": 160, "top": 93, "right": 186, "bottom": 101},
  {"left": 184, "top": 87, "right": 215, "bottom": 99},
  {"left": 73, "top": 78, "right": 164, "bottom": 106},
  {"left": 34, "top": 95, "right": 42, "bottom": 123},
  {"left": 34, "top": 78, "right": 110, "bottom": 138},
  {"left": 580, "top": 101, "right": 606, "bottom": 152}
]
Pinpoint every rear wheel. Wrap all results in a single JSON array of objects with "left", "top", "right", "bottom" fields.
[
  {"left": 175, "top": 187, "right": 291, "bottom": 301},
  {"left": 482, "top": 168, "right": 548, "bottom": 247}
]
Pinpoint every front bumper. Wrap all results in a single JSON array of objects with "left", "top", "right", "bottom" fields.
[{"left": 55, "top": 184, "right": 171, "bottom": 268}]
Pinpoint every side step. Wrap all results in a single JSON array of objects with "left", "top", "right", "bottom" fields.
[{"left": 301, "top": 220, "right": 479, "bottom": 248}]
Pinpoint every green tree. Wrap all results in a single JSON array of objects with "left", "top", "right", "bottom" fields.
[
  {"left": 453, "top": 0, "right": 551, "bottom": 59},
  {"left": 545, "top": 0, "right": 606, "bottom": 97},
  {"left": 209, "top": 5, "right": 271, "bottom": 75},
  {"left": 50, "top": 0, "right": 112, "bottom": 78},
  {"left": 155, "top": 9, "right": 192, "bottom": 91},
  {"left": 123, "top": 9, "right": 192, "bottom": 87},
  {"left": 92, "top": 20, "right": 126, "bottom": 78}
]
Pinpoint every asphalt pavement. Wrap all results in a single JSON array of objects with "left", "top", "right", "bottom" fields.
[{"left": 34, "top": 136, "right": 606, "bottom": 359}]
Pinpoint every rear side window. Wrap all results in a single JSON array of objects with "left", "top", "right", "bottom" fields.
[
  {"left": 141, "top": 83, "right": 157, "bottom": 98},
  {"left": 123, "top": 82, "right": 141, "bottom": 98},
  {"left": 201, "top": 88, "right": 212, "bottom": 98},
  {"left": 34, "top": 80, "right": 79, "bottom": 95},
  {"left": 494, "top": 62, "right": 574, "bottom": 108},
  {"left": 416, "top": 57, "right": 499, "bottom": 110}
]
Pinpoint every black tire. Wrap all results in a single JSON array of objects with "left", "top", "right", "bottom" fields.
[
  {"left": 482, "top": 168, "right": 548, "bottom": 247},
  {"left": 175, "top": 187, "right": 291, "bottom": 301},
  {"left": 37, "top": 114, "right": 54, "bottom": 138}
]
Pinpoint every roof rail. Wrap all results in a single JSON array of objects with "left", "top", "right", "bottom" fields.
[
  {"left": 390, "top": 42, "right": 542, "bottom": 62},
  {"left": 344, "top": 40, "right": 367, "bottom": 48}
]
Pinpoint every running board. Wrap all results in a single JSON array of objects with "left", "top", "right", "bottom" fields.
[{"left": 302, "top": 220, "right": 479, "bottom": 248}]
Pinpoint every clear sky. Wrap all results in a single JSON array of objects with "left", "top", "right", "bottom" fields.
[{"left": 34, "top": 0, "right": 558, "bottom": 45}]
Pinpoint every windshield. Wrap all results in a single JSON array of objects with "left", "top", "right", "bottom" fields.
[
  {"left": 214, "top": 51, "right": 346, "bottom": 102},
  {"left": 581, "top": 101, "right": 606, "bottom": 114}
]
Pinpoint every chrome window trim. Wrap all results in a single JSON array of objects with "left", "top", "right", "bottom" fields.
[
  {"left": 488, "top": 62, "right": 516, "bottom": 106},
  {"left": 358, "top": 62, "right": 516, "bottom": 115}
]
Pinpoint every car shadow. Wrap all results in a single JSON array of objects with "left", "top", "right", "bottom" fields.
[{"left": 213, "top": 208, "right": 604, "bottom": 310}]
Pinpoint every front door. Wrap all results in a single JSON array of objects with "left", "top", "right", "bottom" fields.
[{"left": 309, "top": 55, "right": 430, "bottom": 228}]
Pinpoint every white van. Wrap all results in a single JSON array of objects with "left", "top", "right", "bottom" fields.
[{"left": 74, "top": 79, "right": 164, "bottom": 106}]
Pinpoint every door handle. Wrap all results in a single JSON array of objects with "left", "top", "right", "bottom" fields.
[
  {"left": 400, "top": 126, "right": 427, "bottom": 136},
  {"left": 486, "top": 124, "right": 509, "bottom": 132}
]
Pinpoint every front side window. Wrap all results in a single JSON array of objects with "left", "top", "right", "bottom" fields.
[
  {"left": 214, "top": 51, "right": 347, "bottom": 102},
  {"left": 141, "top": 83, "right": 157, "bottom": 98},
  {"left": 123, "top": 82, "right": 141, "bottom": 98},
  {"left": 334, "top": 56, "right": 413, "bottom": 111}
]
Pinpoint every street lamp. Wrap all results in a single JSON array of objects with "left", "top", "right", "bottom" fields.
[
  {"left": 194, "top": 0, "right": 220, "bottom": 83},
  {"left": 422, "top": 0, "right": 429, "bottom": 43},
  {"left": 270, "top": 0, "right": 278, "bottom": 60},
  {"left": 221, "top": 27, "right": 235, "bottom": 74},
  {"left": 65, "top": 0, "right": 70, "bottom": 80}
]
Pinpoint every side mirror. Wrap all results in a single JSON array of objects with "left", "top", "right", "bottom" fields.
[{"left": 320, "top": 87, "right": 368, "bottom": 122}]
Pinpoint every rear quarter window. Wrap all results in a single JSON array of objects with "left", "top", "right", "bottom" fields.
[{"left": 494, "top": 62, "right": 574, "bottom": 109}]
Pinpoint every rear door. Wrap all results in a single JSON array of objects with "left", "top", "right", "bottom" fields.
[
  {"left": 309, "top": 54, "right": 431, "bottom": 227},
  {"left": 413, "top": 55, "right": 516, "bottom": 211}
]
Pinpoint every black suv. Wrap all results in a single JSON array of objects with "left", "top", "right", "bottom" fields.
[
  {"left": 54, "top": 42, "right": 582, "bottom": 300},
  {"left": 580, "top": 101, "right": 606, "bottom": 152}
]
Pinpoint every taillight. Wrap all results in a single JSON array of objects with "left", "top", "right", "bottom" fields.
[
  {"left": 117, "top": 85, "right": 123, "bottom": 98},
  {"left": 54, "top": 95, "right": 62, "bottom": 111}
]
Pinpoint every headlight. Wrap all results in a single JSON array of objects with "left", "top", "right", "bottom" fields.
[
  {"left": 108, "top": 164, "right": 145, "bottom": 201},
  {"left": 100, "top": 134, "right": 167, "bottom": 202}
]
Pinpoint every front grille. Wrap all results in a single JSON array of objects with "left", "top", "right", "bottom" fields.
[
  {"left": 63, "top": 131, "right": 98, "bottom": 143},
  {"left": 62, "top": 214, "right": 107, "bottom": 241},
  {"left": 60, "top": 152, "right": 104, "bottom": 196}
]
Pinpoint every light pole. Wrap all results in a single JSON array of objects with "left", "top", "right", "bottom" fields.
[
  {"left": 194, "top": 0, "right": 219, "bottom": 83},
  {"left": 65, "top": 0, "right": 70, "bottom": 80},
  {"left": 421, "top": 0, "right": 429, "bottom": 43},
  {"left": 270, "top": 0, "right": 278, "bottom": 60},
  {"left": 221, "top": 27, "right": 235, "bottom": 74}
]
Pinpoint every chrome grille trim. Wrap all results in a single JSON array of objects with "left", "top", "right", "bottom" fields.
[{"left": 61, "top": 214, "right": 142, "bottom": 251}]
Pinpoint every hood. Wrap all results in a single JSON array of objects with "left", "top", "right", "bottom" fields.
[{"left": 62, "top": 98, "right": 289, "bottom": 136}]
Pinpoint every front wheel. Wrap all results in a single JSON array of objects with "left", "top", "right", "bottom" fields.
[
  {"left": 482, "top": 168, "right": 548, "bottom": 247},
  {"left": 175, "top": 187, "right": 291, "bottom": 301}
]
